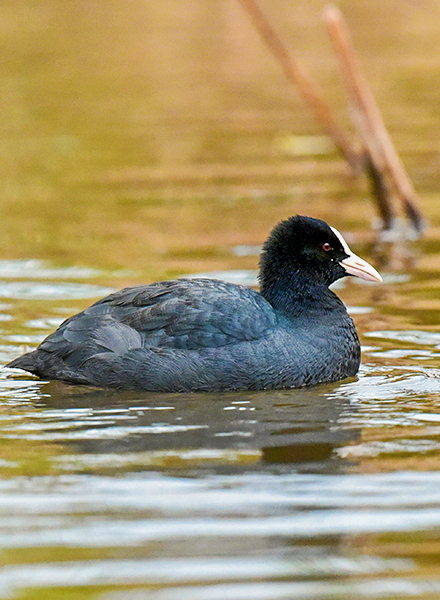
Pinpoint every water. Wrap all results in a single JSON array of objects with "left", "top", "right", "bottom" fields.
[
  {"left": 1, "top": 1, "right": 440, "bottom": 599},
  {"left": 3, "top": 268, "right": 440, "bottom": 600}
]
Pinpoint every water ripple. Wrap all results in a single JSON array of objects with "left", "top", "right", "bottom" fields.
[
  {"left": 0, "top": 555, "right": 412, "bottom": 598},
  {"left": 0, "top": 259, "right": 101, "bottom": 279},
  {"left": 0, "top": 281, "right": 115, "bottom": 300}
]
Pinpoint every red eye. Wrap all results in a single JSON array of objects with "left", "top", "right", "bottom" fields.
[{"left": 322, "top": 242, "right": 332, "bottom": 251}]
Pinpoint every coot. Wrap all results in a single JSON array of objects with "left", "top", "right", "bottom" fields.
[{"left": 7, "top": 216, "right": 381, "bottom": 392}]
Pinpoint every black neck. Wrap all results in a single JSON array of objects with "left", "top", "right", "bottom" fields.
[{"left": 259, "top": 269, "right": 345, "bottom": 318}]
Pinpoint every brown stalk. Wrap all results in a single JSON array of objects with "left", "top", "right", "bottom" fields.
[
  {"left": 237, "top": 0, "right": 362, "bottom": 171},
  {"left": 323, "top": 5, "right": 423, "bottom": 233}
]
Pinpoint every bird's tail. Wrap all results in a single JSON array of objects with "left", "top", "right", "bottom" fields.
[{"left": 6, "top": 351, "right": 40, "bottom": 375}]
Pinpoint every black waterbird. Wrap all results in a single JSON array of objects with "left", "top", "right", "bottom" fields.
[{"left": 7, "top": 216, "right": 382, "bottom": 392}]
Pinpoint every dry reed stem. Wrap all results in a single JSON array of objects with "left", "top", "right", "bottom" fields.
[{"left": 324, "top": 4, "right": 423, "bottom": 233}]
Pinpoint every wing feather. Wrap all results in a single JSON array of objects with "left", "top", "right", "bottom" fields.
[{"left": 41, "top": 279, "right": 277, "bottom": 362}]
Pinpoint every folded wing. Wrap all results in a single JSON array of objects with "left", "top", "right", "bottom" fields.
[{"left": 32, "top": 279, "right": 277, "bottom": 372}]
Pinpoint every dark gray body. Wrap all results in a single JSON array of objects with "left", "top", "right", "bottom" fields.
[{"left": 8, "top": 278, "right": 360, "bottom": 392}]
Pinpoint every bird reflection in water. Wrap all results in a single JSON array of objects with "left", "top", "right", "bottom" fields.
[{"left": 39, "top": 380, "right": 360, "bottom": 474}]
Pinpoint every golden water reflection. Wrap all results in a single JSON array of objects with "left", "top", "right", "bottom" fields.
[{"left": 1, "top": 1, "right": 440, "bottom": 599}]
